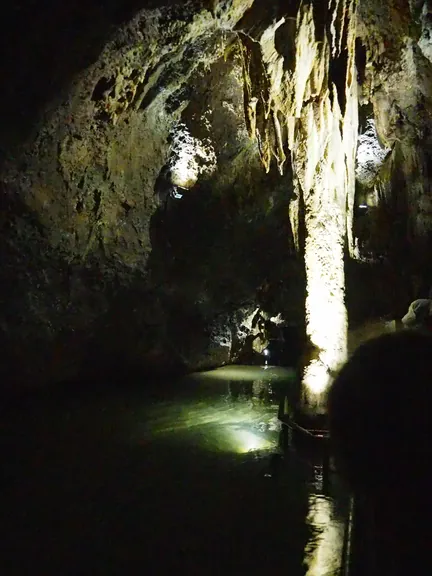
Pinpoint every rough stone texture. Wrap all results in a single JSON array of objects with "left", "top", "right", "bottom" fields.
[
  {"left": 418, "top": 1, "right": 432, "bottom": 62},
  {"left": 0, "top": 0, "right": 304, "bottom": 388},
  {"left": 356, "top": 119, "right": 390, "bottom": 189},
  {"left": 352, "top": 0, "right": 432, "bottom": 314},
  {"left": 236, "top": 0, "right": 360, "bottom": 407},
  {"left": 3, "top": 0, "right": 432, "bottom": 388}
]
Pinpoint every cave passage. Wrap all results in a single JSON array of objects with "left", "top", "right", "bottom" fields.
[{"left": 2, "top": 367, "right": 349, "bottom": 575}]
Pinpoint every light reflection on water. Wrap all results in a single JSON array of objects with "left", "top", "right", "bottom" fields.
[
  {"left": 129, "top": 365, "right": 348, "bottom": 575},
  {"left": 305, "top": 494, "right": 346, "bottom": 576},
  {"left": 130, "top": 365, "right": 295, "bottom": 455},
  {"left": 134, "top": 396, "right": 281, "bottom": 453},
  {"left": 3, "top": 364, "right": 349, "bottom": 575},
  {"left": 196, "top": 364, "right": 297, "bottom": 382}
]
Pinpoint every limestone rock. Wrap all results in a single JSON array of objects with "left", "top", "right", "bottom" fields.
[
  {"left": 3, "top": 0, "right": 432, "bottom": 389},
  {"left": 418, "top": 1, "right": 432, "bottom": 62},
  {"left": 356, "top": 119, "right": 391, "bottom": 188},
  {"left": 0, "top": 0, "right": 303, "bottom": 387}
]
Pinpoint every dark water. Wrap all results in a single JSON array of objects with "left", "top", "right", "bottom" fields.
[{"left": 2, "top": 366, "right": 349, "bottom": 575}]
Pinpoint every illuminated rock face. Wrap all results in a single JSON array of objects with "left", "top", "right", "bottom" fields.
[
  {"left": 241, "top": 0, "right": 359, "bottom": 408},
  {"left": 168, "top": 123, "right": 217, "bottom": 189},
  {"left": 352, "top": 0, "right": 432, "bottom": 312},
  {"left": 356, "top": 119, "right": 390, "bottom": 189},
  {"left": 0, "top": 0, "right": 300, "bottom": 386},
  {"left": 2, "top": 0, "right": 432, "bottom": 389},
  {"left": 294, "top": 2, "right": 358, "bottom": 408}
]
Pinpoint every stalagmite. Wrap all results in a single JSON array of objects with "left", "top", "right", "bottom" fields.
[{"left": 240, "top": 0, "right": 359, "bottom": 411}]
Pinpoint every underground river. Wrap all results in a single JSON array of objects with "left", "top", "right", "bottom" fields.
[{"left": 2, "top": 365, "right": 349, "bottom": 575}]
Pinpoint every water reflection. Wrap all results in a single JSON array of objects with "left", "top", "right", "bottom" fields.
[
  {"left": 196, "top": 364, "right": 297, "bottom": 383},
  {"left": 3, "top": 364, "right": 349, "bottom": 575},
  {"left": 302, "top": 456, "right": 347, "bottom": 575},
  {"left": 132, "top": 365, "right": 348, "bottom": 575},
  {"left": 133, "top": 371, "right": 286, "bottom": 455},
  {"left": 305, "top": 494, "right": 346, "bottom": 576}
]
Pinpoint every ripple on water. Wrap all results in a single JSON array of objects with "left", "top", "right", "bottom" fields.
[
  {"left": 304, "top": 494, "right": 346, "bottom": 576},
  {"left": 3, "top": 364, "right": 349, "bottom": 575},
  {"left": 127, "top": 365, "right": 349, "bottom": 576}
]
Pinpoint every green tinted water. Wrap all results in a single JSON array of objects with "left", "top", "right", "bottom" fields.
[{"left": 2, "top": 366, "right": 348, "bottom": 575}]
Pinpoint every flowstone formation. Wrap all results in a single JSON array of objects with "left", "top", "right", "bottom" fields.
[
  {"left": 238, "top": 0, "right": 359, "bottom": 407},
  {"left": 235, "top": 0, "right": 432, "bottom": 406}
]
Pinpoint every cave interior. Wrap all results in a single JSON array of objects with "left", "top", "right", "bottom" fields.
[
  {"left": 2, "top": 1, "right": 432, "bottom": 573},
  {"left": 2, "top": 0, "right": 432, "bottom": 390}
]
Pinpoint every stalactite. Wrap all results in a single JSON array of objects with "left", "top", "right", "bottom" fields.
[
  {"left": 239, "top": 0, "right": 359, "bottom": 410},
  {"left": 272, "top": 109, "right": 286, "bottom": 175},
  {"left": 343, "top": 0, "right": 360, "bottom": 259}
]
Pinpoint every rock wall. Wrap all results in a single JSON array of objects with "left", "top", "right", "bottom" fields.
[
  {"left": 0, "top": 0, "right": 304, "bottom": 388},
  {"left": 2, "top": 0, "right": 432, "bottom": 389},
  {"left": 352, "top": 0, "right": 432, "bottom": 315}
]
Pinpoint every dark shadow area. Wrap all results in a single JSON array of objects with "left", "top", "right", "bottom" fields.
[
  {"left": 0, "top": 186, "right": 183, "bottom": 391},
  {"left": 148, "top": 164, "right": 302, "bottom": 326},
  {"left": 0, "top": 0, "right": 190, "bottom": 164},
  {"left": 1, "top": 372, "right": 333, "bottom": 576},
  {"left": 358, "top": 101, "right": 374, "bottom": 132},
  {"left": 235, "top": 0, "right": 298, "bottom": 39},
  {"left": 355, "top": 38, "right": 367, "bottom": 87},
  {"left": 345, "top": 257, "right": 396, "bottom": 326},
  {"left": 0, "top": 157, "right": 304, "bottom": 391},
  {"left": 328, "top": 331, "right": 432, "bottom": 575},
  {"left": 329, "top": 49, "right": 348, "bottom": 116},
  {"left": 312, "top": 0, "right": 329, "bottom": 43},
  {"left": 275, "top": 19, "right": 297, "bottom": 74}
]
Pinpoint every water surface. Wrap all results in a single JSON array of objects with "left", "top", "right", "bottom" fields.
[{"left": 2, "top": 366, "right": 348, "bottom": 575}]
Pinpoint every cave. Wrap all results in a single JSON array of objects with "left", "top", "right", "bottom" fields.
[{"left": 2, "top": 1, "right": 432, "bottom": 574}]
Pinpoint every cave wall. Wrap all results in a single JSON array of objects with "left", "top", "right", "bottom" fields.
[
  {"left": 352, "top": 0, "right": 432, "bottom": 317},
  {"left": 2, "top": 0, "right": 432, "bottom": 388},
  {"left": 0, "top": 0, "right": 304, "bottom": 388}
]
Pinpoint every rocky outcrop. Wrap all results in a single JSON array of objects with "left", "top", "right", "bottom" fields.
[{"left": 356, "top": 119, "right": 390, "bottom": 189}]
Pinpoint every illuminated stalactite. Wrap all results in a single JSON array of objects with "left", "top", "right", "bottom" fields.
[
  {"left": 240, "top": 0, "right": 359, "bottom": 410},
  {"left": 296, "top": 1, "right": 359, "bottom": 410}
]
